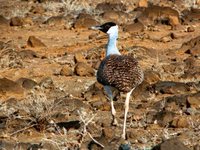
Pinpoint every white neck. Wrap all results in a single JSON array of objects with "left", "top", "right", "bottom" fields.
[{"left": 106, "top": 26, "right": 121, "bottom": 56}]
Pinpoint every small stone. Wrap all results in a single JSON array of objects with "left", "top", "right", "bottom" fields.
[
  {"left": 146, "top": 111, "right": 157, "bottom": 124},
  {"left": 16, "top": 78, "right": 37, "bottom": 90},
  {"left": 23, "top": 16, "right": 34, "bottom": 26},
  {"left": 60, "top": 65, "right": 73, "bottom": 76},
  {"left": 54, "top": 54, "right": 75, "bottom": 66},
  {"left": 185, "top": 107, "right": 197, "bottom": 115},
  {"left": 102, "top": 10, "right": 119, "bottom": 23},
  {"left": 74, "top": 52, "right": 87, "bottom": 63},
  {"left": 152, "top": 138, "right": 190, "bottom": 150},
  {"left": 18, "top": 50, "right": 38, "bottom": 59},
  {"left": 165, "top": 101, "right": 179, "bottom": 112},
  {"left": 168, "top": 15, "right": 180, "bottom": 29},
  {"left": 102, "top": 10, "right": 129, "bottom": 24},
  {"left": 75, "top": 18, "right": 98, "bottom": 29},
  {"left": 153, "top": 81, "right": 190, "bottom": 94},
  {"left": 88, "top": 33, "right": 98, "bottom": 40},
  {"left": 138, "top": 0, "right": 148, "bottom": 7},
  {"left": 187, "top": 92, "right": 200, "bottom": 109},
  {"left": 144, "top": 70, "right": 160, "bottom": 84},
  {"left": 30, "top": 5, "right": 45, "bottom": 14},
  {"left": 161, "top": 36, "right": 172, "bottom": 43},
  {"left": 91, "top": 100, "right": 109, "bottom": 111},
  {"left": 186, "top": 26, "right": 195, "bottom": 32},
  {"left": 74, "top": 62, "right": 94, "bottom": 77},
  {"left": 123, "top": 21, "right": 144, "bottom": 34},
  {"left": 170, "top": 32, "right": 179, "bottom": 39},
  {"left": 147, "top": 124, "right": 161, "bottom": 130},
  {"left": 27, "top": 36, "right": 46, "bottom": 47},
  {"left": 44, "top": 16, "right": 66, "bottom": 26},
  {"left": 74, "top": 13, "right": 99, "bottom": 29},
  {"left": 126, "top": 131, "right": 136, "bottom": 139},
  {"left": 10, "top": 17, "right": 24, "bottom": 26},
  {"left": 39, "top": 77, "right": 54, "bottom": 89},
  {"left": 56, "top": 121, "right": 81, "bottom": 130},
  {"left": 171, "top": 117, "right": 189, "bottom": 128},
  {"left": 166, "top": 95, "right": 187, "bottom": 109},
  {"left": 119, "top": 144, "right": 131, "bottom": 150},
  {"left": 91, "top": 100, "right": 103, "bottom": 108},
  {"left": 162, "top": 64, "right": 176, "bottom": 73},
  {"left": 77, "top": 13, "right": 92, "bottom": 19},
  {"left": 154, "top": 110, "right": 175, "bottom": 127},
  {"left": 137, "top": 137, "right": 148, "bottom": 144}
]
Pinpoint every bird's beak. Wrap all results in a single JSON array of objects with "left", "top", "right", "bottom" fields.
[{"left": 90, "top": 25, "right": 102, "bottom": 30}]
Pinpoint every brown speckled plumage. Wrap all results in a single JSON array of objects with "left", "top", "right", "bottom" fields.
[{"left": 97, "top": 54, "right": 144, "bottom": 92}]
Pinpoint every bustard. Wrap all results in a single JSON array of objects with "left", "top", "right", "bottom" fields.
[{"left": 91, "top": 22, "right": 144, "bottom": 139}]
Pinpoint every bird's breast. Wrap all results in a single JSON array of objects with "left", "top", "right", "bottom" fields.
[{"left": 97, "top": 54, "right": 144, "bottom": 92}]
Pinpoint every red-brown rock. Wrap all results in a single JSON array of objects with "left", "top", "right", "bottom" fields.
[
  {"left": 74, "top": 62, "right": 94, "bottom": 76},
  {"left": 27, "top": 36, "right": 46, "bottom": 47},
  {"left": 10, "top": 17, "right": 24, "bottom": 26}
]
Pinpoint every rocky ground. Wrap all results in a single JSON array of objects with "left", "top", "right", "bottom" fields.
[{"left": 0, "top": 0, "right": 200, "bottom": 149}]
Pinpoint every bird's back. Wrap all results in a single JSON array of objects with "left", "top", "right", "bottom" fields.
[{"left": 97, "top": 54, "right": 144, "bottom": 92}]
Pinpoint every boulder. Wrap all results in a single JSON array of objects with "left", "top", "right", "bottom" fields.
[{"left": 27, "top": 36, "right": 46, "bottom": 47}]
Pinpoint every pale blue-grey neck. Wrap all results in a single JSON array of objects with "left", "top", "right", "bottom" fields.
[{"left": 106, "top": 34, "right": 121, "bottom": 56}]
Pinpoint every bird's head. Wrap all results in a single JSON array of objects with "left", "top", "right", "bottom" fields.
[{"left": 91, "top": 22, "right": 118, "bottom": 36}]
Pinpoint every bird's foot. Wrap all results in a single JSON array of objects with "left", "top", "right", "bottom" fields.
[{"left": 119, "top": 143, "right": 131, "bottom": 150}]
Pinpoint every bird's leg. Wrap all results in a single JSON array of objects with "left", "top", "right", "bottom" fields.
[
  {"left": 121, "top": 89, "right": 134, "bottom": 139},
  {"left": 104, "top": 86, "right": 118, "bottom": 126},
  {"left": 110, "top": 98, "right": 118, "bottom": 126}
]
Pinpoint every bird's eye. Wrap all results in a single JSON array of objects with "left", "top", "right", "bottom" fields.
[{"left": 105, "top": 25, "right": 110, "bottom": 29}]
